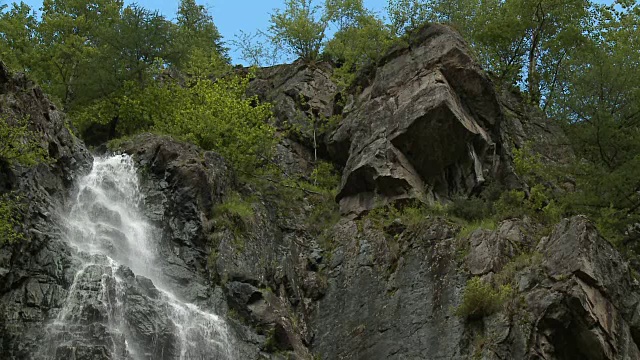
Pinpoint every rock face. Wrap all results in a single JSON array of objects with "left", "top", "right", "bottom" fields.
[
  {"left": 249, "top": 61, "right": 338, "bottom": 179},
  {"left": 1, "top": 23, "right": 639, "bottom": 360},
  {"left": 532, "top": 217, "right": 640, "bottom": 359},
  {"left": 328, "top": 25, "right": 505, "bottom": 214},
  {"left": 118, "top": 134, "right": 233, "bottom": 303},
  {"left": 0, "top": 61, "right": 93, "bottom": 357},
  {"left": 462, "top": 217, "right": 640, "bottom": 359},
  {"left": 311, "top": 218, "right": 467, "bottom": 359}
]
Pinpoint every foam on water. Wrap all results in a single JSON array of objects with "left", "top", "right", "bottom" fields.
[{"left": 42, "top": 155, "right": 234, "bottom": 360}]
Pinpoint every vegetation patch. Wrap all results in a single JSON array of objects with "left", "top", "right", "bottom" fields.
[
  {"left": 364, "top": 200, "right": 450, "bottom": 232},
  {"left": 0, "top": 113, "right": 50, "bottom": 245},
  {"left": 0, "top": 193, "right": 25, "bottom": 245},
  {"left": 495, "top": 252, "right": 543, "bottom": 286},
  {"left": 454, "top": 277, "right": 513, "bottom": 320},
  {"left": 457, "top": 219, "right": 498, "bottom": 240},
  {"left": 211, "top": 192, "right": 257, "bottom": 251},
  {"left": 0, "top": 114, "right": 49, "bottom": 166}
]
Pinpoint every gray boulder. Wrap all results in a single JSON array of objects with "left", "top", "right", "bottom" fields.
[{"left": 328, "top": 24, "right": 502, "bottom": 214}]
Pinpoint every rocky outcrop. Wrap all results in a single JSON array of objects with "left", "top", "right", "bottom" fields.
[
  {"left": 461, "top": 216, "right": 640, "bottom": 359},
  {"left": 248, "top": 25, "right": 569, "bottom": 216},
  {"left": 532, "top": 217, "right": 640, "bottom": 359},
  {"left": 0, "top": 62, "right": 91, "bottom": 194},
  {"left": 328, "top": 24, "right": 504, "bottom": 214},
  {"left": 249, "top": 61, "right": 338, "bottom": 178}
]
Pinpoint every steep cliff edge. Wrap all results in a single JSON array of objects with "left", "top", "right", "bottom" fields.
[{"left": 0, "top": 23, "right": 638, "bottom": 360}]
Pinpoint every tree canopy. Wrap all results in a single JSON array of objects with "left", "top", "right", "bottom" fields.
[
  {"left": 0, "top": 0, "right": 226, "bottom": 110},
  {"left": 2, "top": 0, "right": 640, "bottom": 249}
]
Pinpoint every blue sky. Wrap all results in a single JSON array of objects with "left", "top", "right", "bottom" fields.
[{"left": 14, "top": 0, "right": 615, "bottom": 65}]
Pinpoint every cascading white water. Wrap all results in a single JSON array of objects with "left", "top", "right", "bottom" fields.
[
  {"left": 42, "top": 155, "right": 234, "bottom": 360},
  {"left": 67, "top": 155, "right": 157, "bottom": 278}
]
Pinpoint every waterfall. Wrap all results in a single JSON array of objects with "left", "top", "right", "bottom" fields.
[{"left": 39, "top": 155, "right": 233, "bottom": 360}]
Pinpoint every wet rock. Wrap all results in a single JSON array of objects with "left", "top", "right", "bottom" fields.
[
  {"left": 0, "top": 61, "right": 92, "bottom": 358},
  {"left": 226, "top": 282, "right": 262, "bottom": 316},
  {"left": 118, "top": 134, "right": 233, "bottom": 302},
  {"left": 88, "top": 203, "right": 122, "bottom": 227}
]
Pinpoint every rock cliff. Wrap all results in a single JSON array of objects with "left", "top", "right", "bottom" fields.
[
  {"left": 0, "top": 61, "right": 93, "bottom": 357},
  {"left": 1, "top": 23, "right": 638, "bottom": 360}
]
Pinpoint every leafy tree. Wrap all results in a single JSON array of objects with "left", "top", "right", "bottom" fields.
[
  {"left": 0, "top": 2, "right": 38, "bottom": 72},
  {"left": 36, "top": 0, "right": 123, "bottom": 107},
  {"left": 2, "top": 0, "right": 230, "bottom": 111},
  {"left": 425, "top": 0, "right": 591, "bottom": 105},
  {"left": 324, "top": 0, "right": 392, "bottom": 86},
  {"left": 106, "top": 5, "right": 175, "bottom": 85},
  {"left": 549, "top": 1, "right": 640, "bottom": 242},
  {"left": 232, "top": 30, "right": 283, "bottom": 67},
  {"left": 324, "top": 0, "right": 367, "bottom": 31},
  {"left": 269, "top": 0, "right": 327, "bottom": 62},
  {"left": 175, "top": 0, "right": 227, "bottom": 67},
  {"left": 386, "top": 0, "right": 430, "bottom": 37}
]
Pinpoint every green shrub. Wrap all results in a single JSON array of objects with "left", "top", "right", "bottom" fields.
[
  {"left": 366, "top": 201, "right": 436, "bottom": 229},
  {"left": 307, "top": 193, "right": 340, "bottom": 235},
  {"left": 0, "top": 193, "right": 25, "bottom": 245},
  {"left": 494, "top": 186, "right": 563, "bottom": 224},
  {"left": 455, "top": 277, "right": 512, "bottom": 319},
  {"left": 311, "top": 160, "right": 340, "bottom": 192},
  {"left": 513, "top": 146, "right": 546, "bottom": 181},
  {"left": 457, "top": 218, "right": 498, "bottom": 239},
  {"left": 450, "top": 196, "right": 493, "bottom": 222},
  {"left": 594, "top": 205, "right": 626, "bottom": 245},
  {"left": 494, "top": 252, "right": 542, "bottom": 286},
  {"left": 499, "top": 144, "right": 566, "bottom": 224},
  {"left": 213, "top": 193, "right": 255, "bottom": 222},
  {"left": 0, "top": 114, "right": 49, "bottom": 166},
  {"left": 494, "top": 189, "right": 527, "bottom": 220},
  {"left": 212, "top": 192, "right": 256, "bottom": 246}
]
